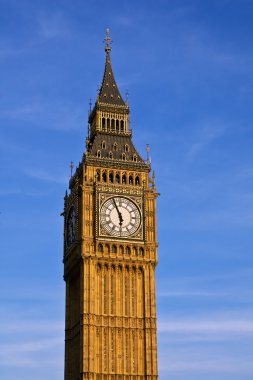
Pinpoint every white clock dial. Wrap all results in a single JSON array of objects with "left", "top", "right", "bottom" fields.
[{"left": 100, "top": 196, "right": 141, "bottom": 237}]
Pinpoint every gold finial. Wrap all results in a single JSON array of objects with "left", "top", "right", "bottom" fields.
[
  {"left": 125, "top": 89, "right": 129, "bottom": 104},
  {"left": 146, "top": 144, "right": 151, "bottom": 166},
  {"left": 89, "top": 98, "right": 92, "bottom": 114},
  {"left": 104, "top": 28, "right": 112, "bottom": 53},
  {"left": 151, "top": 170, "right": 156, "bottom": 190},
  {"left": 70, "top": 161, "right": 74, "bottom": 177}
]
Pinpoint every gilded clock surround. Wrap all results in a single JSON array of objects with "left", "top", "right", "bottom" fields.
[
  {"left": 98, "top": 193, "right": 143, "bottom": 240},
  {"left": 63, "top": 30, "right": 159, "bottom": 380}
]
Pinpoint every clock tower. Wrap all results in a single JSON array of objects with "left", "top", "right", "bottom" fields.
[{"left": 63, "top": 30, "right": 159, "bottom": 380}]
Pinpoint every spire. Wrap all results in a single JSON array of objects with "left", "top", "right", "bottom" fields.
[{"left": 97, "top": 29, "right": 126, "bottom": 107}]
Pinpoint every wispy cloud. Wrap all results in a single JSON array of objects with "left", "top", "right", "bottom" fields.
[
  {"left": 158, "top": 290, "right": 228, "bottom": 298},
  {"left": 185, "top": 123, "right": 226, "bottom": 162},
  {"left": 0, "top": 337, "right": 63, "bottom": 368},
  {"left": 159, "top": 355, "right": 253, "bottom": 374},
  {"left": 0, "top": 102, "right": 84, "bottom": 131},
  {"left": 37, "top": 11, "right": 70, "bottom": 40},
  {"left": 158, "top": 318, "right": 253, "bottom": 335},
  {"left": 24, "top": 168, "right": 68, "bottom": 184},
  {"left": 0, "top": 320, "right": 64, "bottom": 335},
  {"left": 158, "top": 315, "right": 253, "bottom": 375}
]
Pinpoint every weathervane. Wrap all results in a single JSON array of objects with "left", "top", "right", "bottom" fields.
[{"left": 104, "top": 28, "right": 112, "bottom": 53}]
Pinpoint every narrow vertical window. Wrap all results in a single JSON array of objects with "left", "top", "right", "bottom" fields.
[
  {"left": 132, "top": 273, "right": 136, "bottom": 316},
  {"left": 111, "top": 331, "right": 115, "bottom": 372},
  {"left": 125, "top": 333, "right": 129, "bottom": 373},
  {"left": 110, "top": 272, "right": 115, "bottom": 315},
  {"left": 103, "top": 271, "right": 107, "bottom": 314},
  {"left": 109, "top": 172, "right": 113, "bottom": 182},
  {"left": 132, "top": 333, "right": 136, "bottom": 373},
  {"left": 125, "top": 269, "right": 129, "bottom": 316},
  {"left": 102, "top": 172, "right": 107, "bottom": 182},
  {"left": 103, "top": 330, "right": 107, "bottom": 371}
]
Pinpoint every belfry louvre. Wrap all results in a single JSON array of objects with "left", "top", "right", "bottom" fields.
[{"left": 63, "top": 30, "right": 159, "bottom": 380}]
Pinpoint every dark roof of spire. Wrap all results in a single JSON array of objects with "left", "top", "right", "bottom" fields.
[{"left": 97, "top": 51, "right": 126, "bottom": 107}]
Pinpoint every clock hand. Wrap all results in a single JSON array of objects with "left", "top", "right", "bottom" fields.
[{"left": 113, "top": 198, "right": 124, "bottom": 226}]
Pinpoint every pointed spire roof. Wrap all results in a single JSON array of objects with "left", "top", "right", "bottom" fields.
[{"left": 97, "top": 29, "right": 126, "bottom": 107}]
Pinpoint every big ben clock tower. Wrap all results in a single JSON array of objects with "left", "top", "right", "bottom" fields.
[{"left": 63, "top": 30, "right": 159, "bottom": 380}]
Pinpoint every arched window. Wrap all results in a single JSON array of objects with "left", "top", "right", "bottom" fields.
[
  {"left": 109, "top": 172, "right": 114, "bottom": 183},
  {"left": 126, "top": 246, "right": 131, "bottom": 254},
  {"left": 133, "top": 154, "right": 137, "bottom": 162},
  {"left": 101, "top": 141, "right": 106, "bottom": 149},
  {"left": 112, "top": 245, "right": 117, "bottom": 253},
  {"left": 120, "top": 120, "right": 124, "bottom": 131},
  {"left": 139, "top": 247, "right": 144, "bottom": 256},
  {"left": 113, "top": 143, "right": 117, "bottom": 151},
  {"left": 96, "top": 170, "right": 101, "bottom": 181},
  {"left": 122, "top": 174, "right": 126, "bottom": 184},
  {"left": 129, "top": 175, "right": 133, "bottom": 185},
  {"left": 102, "top": 172, "right": 107, "bottom": 182},
  {"left": 125, "top": 144, "right": 129, "bottom": 152},
  {"left": 109, "top": 151, "right": 113, "bottom": 159},
  {"left": 98, "top": 243, "right": 103, "bottom": 253},
  {"left": 133, "top": 246, "right": 137, "bottom": 255},
  {"left": 115, "top": 173, "right": 120, "bottom": 183},
  {"left": 122, "top": 153, "right": 126, "bottom": 161},
  {"left": 135, "top": 176, "right": 140, "bottom": 185},
  {"left": 105, "top": 244, "right": 110, "bottom": 254},
  {"left": 119, "top": 245, "right": 124, "bottom": 254},
  {"left": 97, "top": 150, "right": 101, "bottom": 158},
  {"left": 107, "top": 118, "right": 110, "bottom": 128},
  {"left": 111, "top": 119, "right": 115, "bottom": 130},
  {"left": 116, "top": 120, "right": 119, "bottom": 132}
]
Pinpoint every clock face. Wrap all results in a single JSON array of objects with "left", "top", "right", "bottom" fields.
[
  {"left": 100, "top": 196, "right": 141, "bottom": 238},
  {"left": 67, "top": 206, "right": 76, "bottom": 247}
]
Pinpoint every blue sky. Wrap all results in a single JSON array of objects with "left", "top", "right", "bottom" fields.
[{"left": 0, "top": 0, "right": 253, "bottom": 379}]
